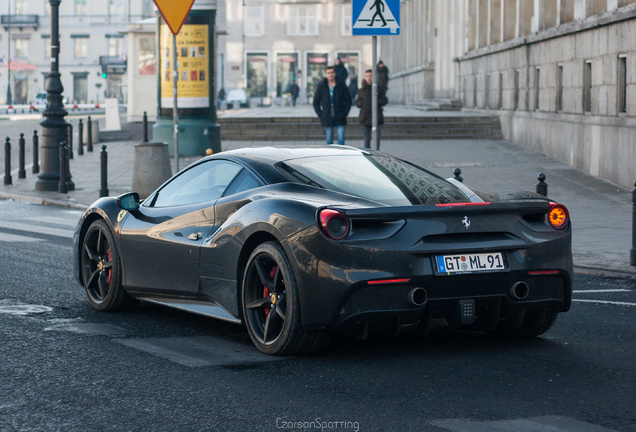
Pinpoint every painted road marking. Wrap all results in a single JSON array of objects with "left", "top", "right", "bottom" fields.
[
  {"left": 573, "top": 289, "right": 631, "bottom": 293},
  {"left": 26, "top": 215, "right": 81, "bottom": 227},
  {"left": 0, "top": 221, "right": 73, "bottom": 238},
  {"left": 0, "top": 232, "right": 44, "bottom": 242},
  {"left": 573, "top": 299, "right": 636, "bottom": 307}
]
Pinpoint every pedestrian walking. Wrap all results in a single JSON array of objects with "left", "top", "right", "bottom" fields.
[
  {"left": 313, "top": 66, "right": 352, "bottom": 145},
  {"left": 217, "top": 87, "right": 226, "bottom": 110},
  {"left": 377, "top": 60, "right": 389, "bottom": 92},
  {"left": 356, "top": 69, "right": 388, "bottom": 149},
  {"left": 289, "top": 81, "right": 299, "bottom": 107},
  {"left": 348, "top": 74, "right": 358, "bottom": 104},
  {"left": 334, "top": 57, "right": 349, "bottom": 83}
]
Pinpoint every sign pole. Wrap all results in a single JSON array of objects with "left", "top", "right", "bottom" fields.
[
  {"left": 372, "top": 35, "right": 378, "bottom": 151},
  {"left": 172, "top": 33, "right": 180, "bottom": 173}
]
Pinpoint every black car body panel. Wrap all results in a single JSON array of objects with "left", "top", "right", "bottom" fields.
[{"left": 73, "top": 146, "right": 573, "bottom": 349}]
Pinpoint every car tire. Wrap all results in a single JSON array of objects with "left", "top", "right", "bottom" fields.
[
  {"left": 242, "top": 242, "right": 331, "bottom": 355},
  {"left": 486, "top": 309, "right": 558, "bottom": 338},
  {"left": 80, "top": 219, "right": 138, "bottom": 312}
]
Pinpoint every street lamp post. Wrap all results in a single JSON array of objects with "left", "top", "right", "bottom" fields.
[
  {"left": 35, "top": 0, "right": 73, "bottom": 192},
  {"left": 6, "top": 0, "right": 12, "bottom": 105}
]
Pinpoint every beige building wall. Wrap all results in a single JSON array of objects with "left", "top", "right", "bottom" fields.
[{"left": 382, "top": 0, "right": 636, "bottom": 190}]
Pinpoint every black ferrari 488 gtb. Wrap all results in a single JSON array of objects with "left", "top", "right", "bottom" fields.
[{"left": 73, "top": 146, "right": 572, "bottom": 355}]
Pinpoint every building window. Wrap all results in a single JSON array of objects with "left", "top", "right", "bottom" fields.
[
  {"left": 74, "top": 0, "right": 87, "bottom": 15},
  {"left": 342, "top": 4, "right": 352, "bottom": 36},
  {"left": 15, "top": 39, "right": 29, "bottom": 58},
  {"left": 498, "top": 72, "right": 503, "bottom": 109},
  {"left": 534, "top": 68, "right": 540, "bottom": 111},
  {"left": 75, "top": 38, "right": 88, "bottom": 58},
  {"left": 246, "top": 52, "right": 268, "bottom": 97},
  {"left": 485, "top": 73, "right": 490, "bottom": 109},
  {"left": 556, "top": 65, "right": 563, "bottom": 112},
  {"left": 306, "top": 52, "right": 329, "bottom": 98},
  {"left": 43, "top": 37, "right": 51, "bottom": 59},
  {"left": 276, "top": 53, "right": 299, "bottom": 97},
  {"left": 15, "top": 0, "right": 28, "bottom": 14},
  {"left": 109, "top": 0, "right": 124, "bottom": 16},
  {"left": 583, "top": 61, "right": 592, "bottom": 113},
  {"left": 287, "top": 5, "right": 318, "bottom": 36},
  {"left": 244, "top": 5, "right": 264, "bottom": 36},
  {"left": 138, "top": 37, "right": 156, "bottom": 76},
  {"left": 618, "top": 55, "right": 627, "bottom": 114},
  {"left": 108, "top": 38, "right": 124, "bottom": 57},
  {"left": 514, "top": 70, "right": 519, "bottom": 110}
]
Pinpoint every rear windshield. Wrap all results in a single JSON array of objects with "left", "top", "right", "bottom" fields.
[{"left": 276, "top": 154, "right": 469, "bottom": 205}]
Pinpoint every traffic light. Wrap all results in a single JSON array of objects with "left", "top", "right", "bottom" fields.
[{"left": 101, "top": 72, "right": 107, "bottom": 79}]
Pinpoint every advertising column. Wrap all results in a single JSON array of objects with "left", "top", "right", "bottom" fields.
[{"left": 153, "top": 0, "right": 220, "bottom": 156}]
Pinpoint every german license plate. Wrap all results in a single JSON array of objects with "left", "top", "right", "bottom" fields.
[{"left": 434, "top": 252, "right": 507, "bottom": 275}]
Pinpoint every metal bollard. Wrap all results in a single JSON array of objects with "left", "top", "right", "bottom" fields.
[
  {"left": 631, "top": 180, "right": 636, "bottom": 266},
  {"left": 18, "top": 133, "right": 26, "bottom": 179},
  {"left": 87, "top": 116, "right": 93, "bottom": 152},
  {"left": 59, "top": 141, "right": 68, "bottom": 194},
  {"left": 143, "top": 111, "right": 149, "bottom": 143},
  {"left": 453, "top": 168, "right": 463, "bottom": 183},
  {"left": 78, "top": 119, "right": 84, "bottom": 156},
  {"left": 4, "top": 137, "right": 12, "bottom": 185},
  {"left": 32, "top": 130, "right": 39, "bottom": 174},
  {"left": 67, "top": 122, "right": 74, "bottom": 159},
  {"left": 100, "top": 145, "right": 109, "bottom": 197},
  {"left": 536, "top": 173, "right": 548, "bottom": 197}
]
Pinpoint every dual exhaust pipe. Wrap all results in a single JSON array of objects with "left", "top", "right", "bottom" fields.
[{"left": 406, "top": 281, "right": 529, "bottom": 306}]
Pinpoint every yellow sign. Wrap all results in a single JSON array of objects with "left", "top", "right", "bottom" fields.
[
  {"left": 160, "top": 24, "right": 210, "bottom": 109},
  {"left": 153, "top": 0, "right": 196, "bottom": 35}
]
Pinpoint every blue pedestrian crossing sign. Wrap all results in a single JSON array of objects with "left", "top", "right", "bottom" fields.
[{"left": 352, "top": 0, "right": 400, "bottom": 36}]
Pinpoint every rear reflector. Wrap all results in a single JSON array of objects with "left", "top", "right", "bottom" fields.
[
  {"left": 528, "top": 270, "right": 560, "bottom": 275},
  {"left": 367, "top": 278, "right": 411, "bottom": 285}
]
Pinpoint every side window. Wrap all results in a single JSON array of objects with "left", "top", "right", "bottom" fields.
[
  {"left": 224, "top": 169, "right": 262, "bottom": 196},
  {"left": 151, "top": 160, "right": 242, "bottom": 207}
]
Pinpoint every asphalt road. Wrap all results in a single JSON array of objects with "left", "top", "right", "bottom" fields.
[{"left": 0, "top": 200, "right": 635, "bottom": 432}]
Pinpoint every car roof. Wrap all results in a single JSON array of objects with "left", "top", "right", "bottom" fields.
[{"left": 207, "top": 146, "right": 374, "bottom": 184}]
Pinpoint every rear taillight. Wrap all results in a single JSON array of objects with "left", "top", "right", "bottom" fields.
[
  {"left": 548, "top": 202, "right": 569, "bottom": 230},
  {"left": 318, "top": 209, "right": 350, "bottom": 240}
]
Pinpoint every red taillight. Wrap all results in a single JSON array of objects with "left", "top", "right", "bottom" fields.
[
  {"left": 548, "top": 202, "right": 569, "bottom": 230},
  {"left": 318, "top": 209, "right": 350, "bottom": 240}
]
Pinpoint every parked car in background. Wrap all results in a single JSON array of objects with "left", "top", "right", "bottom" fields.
[
  {"left": 225, "top": 89, "right": 249, "bottom": 109},
  {"left": 33, "top": 92, "right": 68, "bottom": 109}
]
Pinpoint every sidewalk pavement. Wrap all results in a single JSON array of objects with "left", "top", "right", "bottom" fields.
[{"left": 1, "top": 104, "right": 634, "bottom": 278}]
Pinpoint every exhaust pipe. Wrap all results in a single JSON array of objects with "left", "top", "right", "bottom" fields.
[
  {"left": 510, "top": 281, "right": 529, "bottom": 300},
  {"left": 407, "top": 287, "right": 428, "bottom": 306}
]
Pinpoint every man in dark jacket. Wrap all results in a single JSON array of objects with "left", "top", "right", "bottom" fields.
[
  {"left": 313, "top": 66, "right": 352, "bottom": 145},
  {"left": 289, "top": 81, "right": 299, "bottom": 107},
  {"left": 356, "top": 69, "right": 388, "bottom": 149},
  {"left": 377, "top": 60, "right": 389, "bottom": 92},
  {"left": 334, "top": 57, "right": 349, "bottom": 83}
]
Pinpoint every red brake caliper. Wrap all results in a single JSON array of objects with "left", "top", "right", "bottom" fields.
[
  {"left": 106, "top": 249, "right": 113, "bottom": 286},
  {"left": 262, "top": 265, "right": 278, "bottom": 316}
]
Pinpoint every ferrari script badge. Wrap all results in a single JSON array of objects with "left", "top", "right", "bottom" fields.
[{"left": 462, "top": 216, "right": 471, "bottom": 229}]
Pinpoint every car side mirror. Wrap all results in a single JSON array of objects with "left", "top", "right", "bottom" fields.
[{"left": 115, "top": 192, "right": 141, "bottom": 212}]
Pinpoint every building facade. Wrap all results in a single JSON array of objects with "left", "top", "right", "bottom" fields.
[
  {"left": 382, "top": 0, "right": 636, "bottom": 190},
  {"left": 217, "top": 0, "right": 371, "bottom": 105},
  {"left": 1, "top": 0, "right": 155, "bottom": 105}
]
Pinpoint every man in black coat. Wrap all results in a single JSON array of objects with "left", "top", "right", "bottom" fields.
[
  {"left": 356, "top": 69, "right": 388, "bottom": 149},
  {"left": 313, "top": 66, "right": 352, "bottom": 145},
  {"left": 334, "top": 57, "right": 349, "bottom": 83}
]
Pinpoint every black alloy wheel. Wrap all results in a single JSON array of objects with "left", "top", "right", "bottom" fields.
[
  {"left": 80, "top": 219, "right": 137, "bottom": 311},
  {"left": 242, "top": 242, "right": 330, "bottom": 355}
]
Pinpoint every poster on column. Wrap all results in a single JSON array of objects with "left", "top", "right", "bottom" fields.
[{"left": 160, "top": 24, "right": 210, "bottom": 108}]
